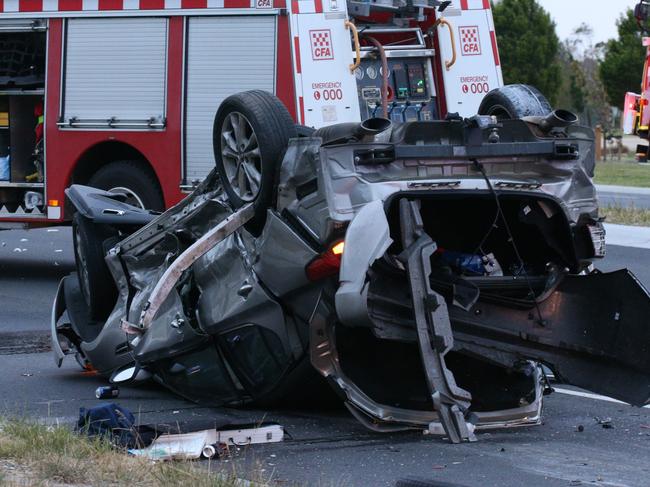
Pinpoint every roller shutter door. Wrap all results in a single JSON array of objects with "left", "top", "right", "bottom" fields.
[
  {"left": 63, "top": 18, "right": 167, "bottom": 128},
  {"left": 184, "top": 16, "right": 276, "bottom": 182}
]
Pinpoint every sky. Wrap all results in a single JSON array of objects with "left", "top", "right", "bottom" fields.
[{"left": 536, "top": 0, "right": 639, "bottom": 44}]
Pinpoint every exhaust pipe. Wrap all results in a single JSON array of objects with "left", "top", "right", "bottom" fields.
[
  {"left": 359, "top": 117, "right": 392, "bottom": 137},
  {"left": 523, "top": 109, "right": 578, "bottom": 134},
  {"left": 538, "top": 109, "right": 578, "bottom": 133},
  {"left": 314, "top": 118, "right": 392, "bottom": 145}
]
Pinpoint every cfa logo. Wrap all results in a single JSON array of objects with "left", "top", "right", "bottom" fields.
[
  {"left": 310, "top": 30, "right": 334, "bottom": 61},
  {"left": 256, "top": 0, "right": 272, "bottom": 8},
  {"left": 459, "top": 26, "right": 481, "bottom": 56}
]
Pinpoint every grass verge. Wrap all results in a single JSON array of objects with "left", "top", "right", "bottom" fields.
[
  {"left": 602, "top": 205, "right": 650, "bottom": 227},
  {"left": 0, "top": 418, "right": 265, "bottom": 486},
  {"left": 594, "top": 161, "right": 650, "bottom": 188}
]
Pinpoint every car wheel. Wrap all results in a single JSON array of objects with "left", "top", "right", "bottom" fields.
[
  {"left": 88, "top": 160, "right": 165, "bottom": 211},
  {"left": 295, "top": 124, "right": 316, "bottom": 137},
  {"left": 72, "top": 213, "right": 118, "bottom": 321},
  {"left": 478, "top": 84, "right": 552, "bottom": 120},
  {"left": 213, "top": 90, "right": 297, "bottom": 235}
]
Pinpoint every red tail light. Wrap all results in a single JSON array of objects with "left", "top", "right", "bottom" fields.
[{"left": 306, "top": 241, "right": 345, "bottom": 281}]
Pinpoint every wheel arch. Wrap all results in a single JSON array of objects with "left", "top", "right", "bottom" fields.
[
  {"left": 65, "top": 141, "right": 163, "bottom": 217},
  {"left": 70, "top": 141, "right": 158, "bottom": 185}
]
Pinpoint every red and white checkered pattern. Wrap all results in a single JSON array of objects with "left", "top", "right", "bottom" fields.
[
  {"left": 309, "top": 29, "right": 333, "bottom": 60},
  {"left": 311, "top": 30, "right": 329, "bottom": 47},
  {"left": 460, "top": 26, "right": 478, "bottom": 44},
  {"left": 459, "top": 25, "right": 481, "bottom": 56}
]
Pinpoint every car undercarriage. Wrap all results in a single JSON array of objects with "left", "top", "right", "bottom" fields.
[{"left": 52, "top": 90, "right": 650, "bottom": 443}]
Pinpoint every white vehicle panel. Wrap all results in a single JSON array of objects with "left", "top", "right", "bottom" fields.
[
  {"left": 291, "top": 10, "right": 361, "bottom": 127},
  {"left": 436, "top": 5, "right": 503, "bottom": 117}
]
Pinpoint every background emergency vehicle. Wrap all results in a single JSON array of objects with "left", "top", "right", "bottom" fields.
[
  {"left": 0, "top": 0, "right": 503, "bottom": 225},
  {"left": 622, "top": 0, "right": 650, "bottom": 160}
]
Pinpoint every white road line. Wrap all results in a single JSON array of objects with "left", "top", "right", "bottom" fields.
[
  {"left": 604, "top": 223, "right": 650, "bottom": 250},
  {"left": 554, "top": 387, "right": 650, "bottom": 408},
  {"left": 597, "top": 184, "right": 650, "bottom": 196}
]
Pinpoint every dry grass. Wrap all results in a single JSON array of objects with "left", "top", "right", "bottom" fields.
[
  {"left": 0, "top": 418, "right": 266, "bottom": 487},
  {"left": 602, "top": 205, "right": 650, "bottom": 227}
]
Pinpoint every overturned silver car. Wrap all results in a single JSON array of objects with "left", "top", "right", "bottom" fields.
[{"left": 52, "top": 89, "right": 650, "bottom": 443}]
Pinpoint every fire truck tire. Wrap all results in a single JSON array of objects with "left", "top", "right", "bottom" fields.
[
  {"left": 478, "top": 84, "right": 552, "bottom": 120},
  {"left": 213, "top": 90, "right": 297, "bottom": 235},
  {"left": 88, "top": 160, "right": 165, "bottom": 211},
  {"left": 72, "top": 213, "right": 118, "bottom": 321}
]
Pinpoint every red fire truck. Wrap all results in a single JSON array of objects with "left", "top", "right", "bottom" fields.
[
  {"left": 0, "top": 0, "right": 504, "bottom": 226},
  {"left": 622, "top": 0, "right": 650, "bottom": 160}
]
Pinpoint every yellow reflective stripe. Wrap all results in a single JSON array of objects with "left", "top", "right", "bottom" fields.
[{"left": 37, "top": 115, "right": 44, "bottom": 124}]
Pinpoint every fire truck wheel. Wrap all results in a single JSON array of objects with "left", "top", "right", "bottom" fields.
[
  {"left": 88, "top": 160, "right": 165, "bottom": 211},
  {"left": 478, "top": 84, "right": 552, "bottom": 120},
  {"left": 72, "top": 213, "right": 118, "bottom": 321},
  {"left": 213, "top": 90, "right": 297, "bottom": 235}
]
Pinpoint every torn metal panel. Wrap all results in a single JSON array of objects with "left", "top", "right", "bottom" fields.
[
  {"left": 450, "top": 269, "right": 650, "bottom": 407},
  {"left": 139, "top": 203, "right": 254, "bottom": 330},
  {"left": 398, "top": 199, "right": 474, "bottom": 443}
]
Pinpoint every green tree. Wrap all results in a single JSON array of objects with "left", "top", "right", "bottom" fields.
[
  {"left": 600, "top": 9, "right": 646, "bottom": 107},
  {"left": 557, "top": 23, "right": 611, "bottom": 129},
  {"left": 492, "top": 0, "right": 562, "bottom": 104}
]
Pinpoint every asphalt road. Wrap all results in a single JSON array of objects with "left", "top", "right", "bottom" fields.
[{"left": 0, "top": 226, "right": 649, "bottom": 487}]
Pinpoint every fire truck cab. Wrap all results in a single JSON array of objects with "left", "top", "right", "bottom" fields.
[{"left": 0, "top": 0, "right": 503, "bottom": 226}]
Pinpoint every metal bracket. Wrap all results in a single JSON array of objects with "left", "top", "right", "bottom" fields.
[{"left": 398, "top": 198, "right": 475, "bottom": 443}]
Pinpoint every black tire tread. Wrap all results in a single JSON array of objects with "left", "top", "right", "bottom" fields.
[
  {"left": 213, "top": 90, "right": 296, "bottom": 235},
  {"left": 72, "top": 213, "right": 117, "bottom": 321},
  {"left": 478, "top": 84, "right": 552, "bottom": 119}
]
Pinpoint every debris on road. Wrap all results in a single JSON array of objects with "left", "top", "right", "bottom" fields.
[
  {"left": 95, "top": 385, "right": 119, "bottom": 399},
  {"left": 129, "top": 423, "right": 284, "bottom": 461},
  {"left": 594, "top": 417, "right": 614, "bottom": 429}
]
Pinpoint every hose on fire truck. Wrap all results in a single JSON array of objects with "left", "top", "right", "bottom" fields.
[{"left": 362, "top": 35, "right": 389, "bottom": 119}]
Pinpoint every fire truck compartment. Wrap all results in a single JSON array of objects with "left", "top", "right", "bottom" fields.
[
  {"left": 0, "top": 93, "right": 45, "bottom": 216},
  {"left": 183, "top": 15, "right": 277, "bottom": 183},
  {"left": 0, "top": 31, "right": 46, "bottom": 89},
  {"left": 356, "top": 55, "right": 438, "bottom": 122},
  {"left": 61, "top": 18, "right": 167, "bottom": 129}
]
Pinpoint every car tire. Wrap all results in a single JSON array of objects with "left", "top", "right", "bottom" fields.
[
  {"left": 72, "top": 213, "right": 118, "bottom": 321},
  {"left": 295, "top": 124, "right": 316, "bottom": 137},
  {"left": 213, "top": 90, "right": 297, "bottom": 235},
  {"left": 478, "top": 84, "right": 552, "bottom": 120},
  {"left": 88, "top": 160, "right": 165, "bottom": 211}
]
